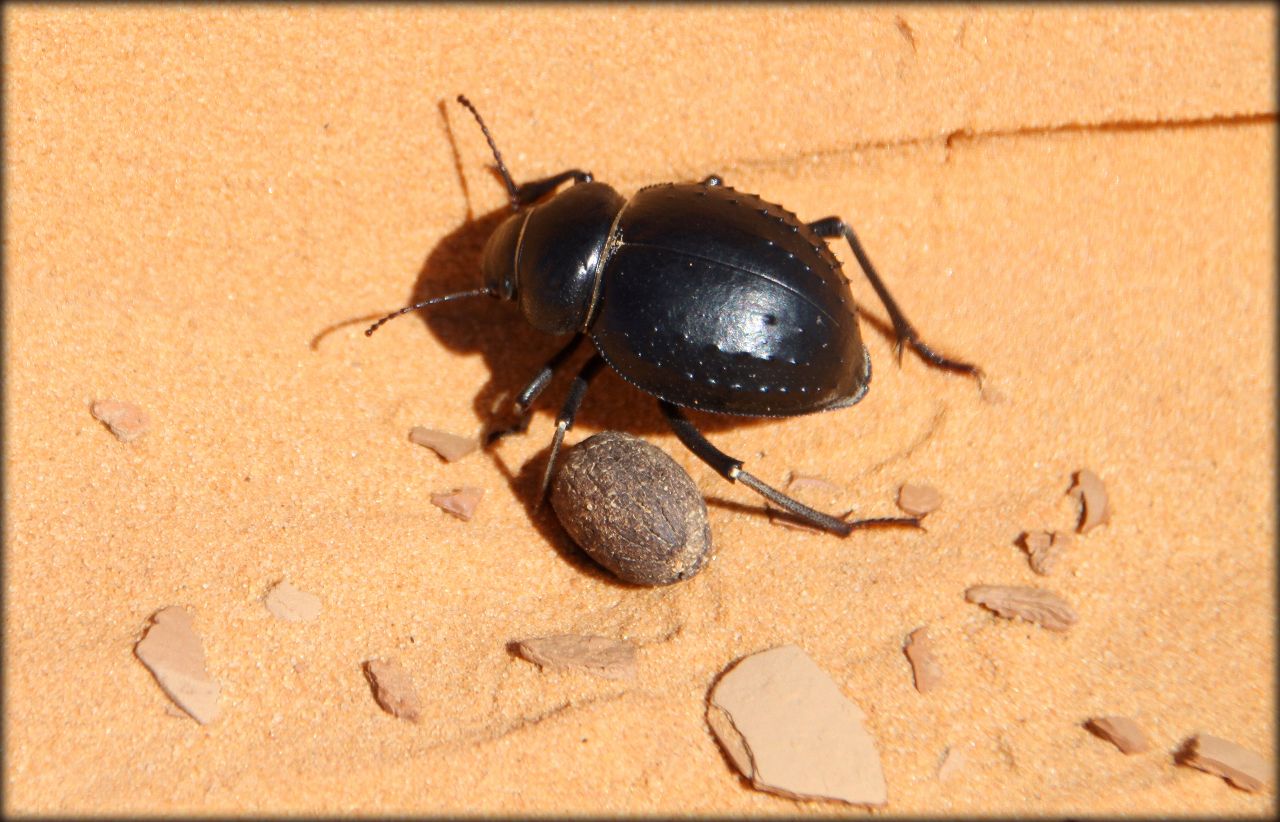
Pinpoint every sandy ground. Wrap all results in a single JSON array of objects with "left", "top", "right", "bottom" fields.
[{"left": 4, "top": 5, "right": 1275, "bottom": 815}]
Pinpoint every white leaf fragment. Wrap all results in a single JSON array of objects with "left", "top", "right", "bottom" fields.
[
  {"left": 1085, "top": 715, "right": 1150, "bottom": 754},
  {"left": 363, "top": 658, "right": 422, "bottom": 722},
  {"left": 264, "top": 579, "right": 322, "bottom": 622},
  {"left": 1068, "top": 468, "right": 1110, "bottom": 534},
  {"left": 431, "top": 486, "right": 484, "bottom": 520},
  {"left": 965, "top": 585, "right": 1078, "bottom": 631},
  {"left": 1179, "top": 733, "right": 1269, "bottom": 792},
  {"left": 515, "top": 634, "right": 637, "bottom": 681},
  {"left": 409, "top": 427, "right": 479, "bottom": 462},
  {"left": 904, "top": 627, "right": 943, "bottom": 693},
  {"left": 91, "top": 399, "right": 150, "bottom": 442},
  {"left": 1021, "top": 530, "right": 1072, "bottom": 575},
  {"left": 707, "top": 644, "right": 887, "bottom": 806},
  {"left": 897, "top": 483, "right": 942, "bottom": 516},
  {"left": 937, "top": 744, "right": 969, "bottom": 782},
  {"left": 134, "top": 606, "right": 220, "bottom": 724}
]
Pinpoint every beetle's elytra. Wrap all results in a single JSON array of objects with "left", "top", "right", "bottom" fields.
[{"left": 367, "top": 95, "right": 982, "bottom": 537}]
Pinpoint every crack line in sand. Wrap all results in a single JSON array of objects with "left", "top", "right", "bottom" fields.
[
  {"left": 684, "top": 111, "right": 1276, "bottom": 180},
  {"left": 862, "top": 404, "right": 948, "bottom": 477}
]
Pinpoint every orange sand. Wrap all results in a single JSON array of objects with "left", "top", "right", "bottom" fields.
[{"left": 4, "top": 5, "right": 1275, "bottom": 815}]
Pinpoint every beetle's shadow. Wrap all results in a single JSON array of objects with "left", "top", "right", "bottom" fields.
[{"left": 406, "top": 209, "right": 754, "bottom": 442}]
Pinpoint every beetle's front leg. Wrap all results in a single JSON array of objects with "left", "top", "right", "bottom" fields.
[
  {"left": 808, "top": 217, "right": 983, "bottom": 385},
  {"left": 486, "top": 335, "right": 586, "bottom": 446},
  {"left": 658, "top": 401, "right": 920, "bottom": 537}
]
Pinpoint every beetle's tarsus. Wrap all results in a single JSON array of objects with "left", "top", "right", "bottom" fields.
[
  {"left": 906, "top": 337, "right": 983, "bottom": 382},
  {"left": 840, "top": 513, "right": 924, "bottom": 532}
]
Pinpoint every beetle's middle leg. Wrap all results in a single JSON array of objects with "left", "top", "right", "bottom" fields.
[
  {"left": 535, "top": 354, "right": 606, "bottom": 508},
  {"left": 658, "top": 400, "right": 920, "bottom": 537},
  {"left": 808, "top": 217, "right": 983, "bottom": 384},
  {"left": 486, "top": 334, "right": 585, "bottom": 445}
]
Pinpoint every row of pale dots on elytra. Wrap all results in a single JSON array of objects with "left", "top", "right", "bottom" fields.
[{"left": 616, "top": 325, "right": 830, "bottom": 396}]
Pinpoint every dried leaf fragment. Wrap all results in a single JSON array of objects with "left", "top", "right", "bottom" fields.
[
  {"left": 965, "top": 585, "right": 1078, "bottom": 631},
  {"left": 707, "top": 644, "right": 886, "bottom": 806},
  {"left": 515, "top": 634, "right": 636, "bottom": 681},
  {"left": 1019, "top": 530, "right": 1072, "bottom": 575},
  {"left": 1085, "top": 715, "right": 1150, "bottom": 754},
  {"left": 1178, "top": 734, "right": 1269, "bottom": 792},
  {"left": 409, "top": 426, "right": 478, "bottom": 462},
  {"left": 264, "top": 579, "right": 321, "bottom": 622},
  {"left": 91, "top": 399, "right": 150, "bottom": 442},
  {"left": 767, "top": 474, "right": 850, "bottom": 533},
  {"left": 134, "top": 606, "right": 220, "bottom": 724},
  {"left": 1068, "top": 469, "right": 1110, "bottom": 534},
  {"left": 904, "top": 627, "right": 943, "bottom": 693},
  {"left": 897, "top": 483, "right": 942, "bottom": 517},
  {"left": 431, "top": 486, "right": 484, "bottom": 520},
  {"left": 362, "top": 658, "right": 421, "bottom": 722}
]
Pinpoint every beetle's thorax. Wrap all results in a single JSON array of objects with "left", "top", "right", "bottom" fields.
[{"left": 482, "top": 181, "right": 626, "bottom": 335}]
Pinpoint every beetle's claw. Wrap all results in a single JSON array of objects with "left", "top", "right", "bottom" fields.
[
  {"left": 484, "top": 425, "right": 516, "bottom": 448},
  {"left": 484, "top": 413, "right": 532, "bottom": 447}
]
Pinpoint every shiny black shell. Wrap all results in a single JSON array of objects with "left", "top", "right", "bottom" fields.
[{"left": 589, "top": 183, "right": 870, "bottom": 417}]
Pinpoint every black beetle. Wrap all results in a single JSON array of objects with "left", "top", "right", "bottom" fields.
[{"left": 368, "top": 95, "right": 981, "bottom": 536}]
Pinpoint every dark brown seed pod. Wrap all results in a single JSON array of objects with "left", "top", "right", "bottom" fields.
[{"left": 550, "top": 431, "right": 712, "bottom": 585}]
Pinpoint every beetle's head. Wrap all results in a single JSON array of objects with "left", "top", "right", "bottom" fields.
[
  {"left": 480, "top": 209, "right": 527, "bottom": 302},
  {"left": 457, "top": 94, "right": 623, "bottom": 334}
]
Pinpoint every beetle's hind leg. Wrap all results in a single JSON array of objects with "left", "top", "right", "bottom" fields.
[
  {"left": 535, "top": 354, "right": 606, "bottom": 509},
  {"left": 486, "top": 335, "right": 586, "bottom": 445},
  {"left": 808, "top": 217, "right": 983, "bottom": 385},
  {"left": 658, "top": 401, "right": 920, "bottom": 537}
]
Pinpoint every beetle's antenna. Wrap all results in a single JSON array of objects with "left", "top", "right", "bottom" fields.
[
  {"left": 365, "top": 288, "right": 493, "bottom": 336},
  {"left": 456, "top": 94, "right": 520, "bottom": 212}
]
